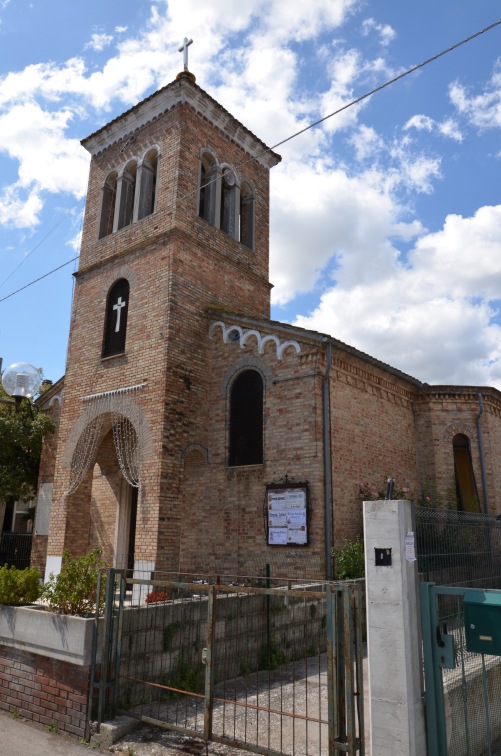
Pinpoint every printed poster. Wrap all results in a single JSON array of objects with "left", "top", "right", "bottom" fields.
[{"left": 267, "top": 485, "right": 308, "bottom": 546}]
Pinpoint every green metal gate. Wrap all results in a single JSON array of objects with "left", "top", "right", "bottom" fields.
[
  {"left": 93, "top": 570, "right": 365, "bottom": 755},
  {"left": 420, "top": 583, "right": 501, "bottom": 756}
]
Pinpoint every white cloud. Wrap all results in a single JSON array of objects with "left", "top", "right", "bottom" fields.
[
  {"left": 404, "top": 114, "right": 463, "bottom": 142},
  {"left": 293, "top": 204, "right": 501, "bottom": 387},
  {"left": 361, "top": 17, "right": 396, "bottom": 46},
  {"left": 449, "top": 66, "right": 501, "bottom": 130},
  {"left": 349, "top": 124, "right": 384, "bottom": 160},
  {"left": 84, "top": 33, "right": 114, "bottom": 52},
  {"left": 0, "top": 102, "right": 88, "bottom": 227},
  {"left": 0, "top": 185, "right": 43, "bottom": 228},
  {"left": 269, "top": 157, "right": 421, "bottom": 305}
]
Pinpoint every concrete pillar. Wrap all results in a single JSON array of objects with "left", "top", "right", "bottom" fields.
[{"left": 363, "top": 499, "right": 427, "bottom": 756}]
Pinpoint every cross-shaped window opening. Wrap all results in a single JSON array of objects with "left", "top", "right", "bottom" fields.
[{"left": 102, "top": 278, "right": 130, "bottom": 357}]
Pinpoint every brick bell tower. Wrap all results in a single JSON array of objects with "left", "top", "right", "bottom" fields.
[{"left": 43, "top": 61, "right": 281, "bottom": 580}]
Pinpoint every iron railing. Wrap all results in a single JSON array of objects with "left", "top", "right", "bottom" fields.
[
  {"left": 416, "top": 507, "right": 501, "bottom": 588},
  {"left": 0, "top": 533, "right": 32, "bottom": 569},
  {"left": 93, "top": 569, "right": 365, "bottom": 756}
]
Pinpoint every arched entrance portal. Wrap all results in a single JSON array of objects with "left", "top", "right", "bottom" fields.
[{"left": 60, "top": 387, "right": 151, "bottom": 569}]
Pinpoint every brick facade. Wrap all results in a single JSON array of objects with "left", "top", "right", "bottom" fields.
[{"left": 32, "top": 72, "right": 501, "bottom": 583}]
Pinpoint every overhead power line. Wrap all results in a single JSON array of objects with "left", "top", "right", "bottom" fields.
[
  {"left": 269, "top": 18, "right": 501, "bottom": 151},
  {"left": 0, "top": 256, "right": 79, "bottom": 304}
]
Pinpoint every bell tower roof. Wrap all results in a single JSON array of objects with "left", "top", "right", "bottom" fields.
[{"left": 81, "top": 75, "right": 281, "bottom": 170}]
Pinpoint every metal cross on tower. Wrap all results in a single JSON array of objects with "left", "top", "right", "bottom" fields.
[{"left": 178, "top": 37, "right": 193, "bottom": 71}]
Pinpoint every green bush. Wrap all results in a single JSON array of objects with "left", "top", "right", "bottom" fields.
[
  {"left": 0, "top": 565, "right": 41, "bottom": 606},
  {"left": 332, "top": 537, "right": 365, "bottom": 580},
  {"left": 41, "top": 548, "right": 107, "bottom": 616}
]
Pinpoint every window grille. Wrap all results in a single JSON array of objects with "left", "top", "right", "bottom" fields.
[{"left": 102, "top": 278, "right": 130, "bottom": 357}]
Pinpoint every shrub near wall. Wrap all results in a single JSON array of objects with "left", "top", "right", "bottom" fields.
[{"left": 0, "top": 564, "right": 41, "bottom": 605}]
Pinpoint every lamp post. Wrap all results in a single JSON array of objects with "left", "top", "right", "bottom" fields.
[{"left": 1, "top": 361, "right": 42, "bottom": 412}]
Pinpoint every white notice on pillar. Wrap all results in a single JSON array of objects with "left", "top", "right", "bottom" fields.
[{"left": 405, "top": 531, "right": 416, "bottom": 562}]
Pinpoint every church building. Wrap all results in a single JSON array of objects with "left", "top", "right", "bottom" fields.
[{"left": 31, "top": 61, "right": 501, "bottom": 583}]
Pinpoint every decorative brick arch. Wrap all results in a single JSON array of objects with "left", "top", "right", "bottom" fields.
[
  {"left": 62, "top": 392, "right": 152, "bottom": 469},
  {"left": 221, "top": 355, "right": 273, "bottom": 398},
  {"left": 99, "top": 265, "right": 138, "bottom": 300},
  {"left": 442, "top": 422, "right": 477, "bottom": 445},
  {"left": 210, "top": 320, "right": 301, "bottom": 360},
  {"left": 181, "top": 442, "right": 209, "bottom": 465}
]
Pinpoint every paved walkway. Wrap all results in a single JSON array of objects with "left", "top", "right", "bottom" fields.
[
  {"left": 0, "top": 711, "right": 91, "bottom": 755},
  {"left": 0, "top": 654, "right": 369, "bottom": 755},
  {"left": 106, "top": 653, "right": 370, "bottom": 755}
]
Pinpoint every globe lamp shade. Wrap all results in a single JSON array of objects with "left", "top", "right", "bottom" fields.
[{"left": 2, "top": 362, "right": 42, "bottom": 399}]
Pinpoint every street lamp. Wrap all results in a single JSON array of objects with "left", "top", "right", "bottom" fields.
[{"left": 1, "top": 362, "right": 42, "bottom": 411}]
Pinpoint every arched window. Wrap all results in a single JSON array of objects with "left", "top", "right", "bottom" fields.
[
  {"left": 99, "top": 172, "right": 118, "bottom": 239},
  {"left": 138, "top": 148, "right": 158, "bottom": 220},
  {"left": 117, "top": 161, "right": 137, "bottom": 230},
  {"left": 229, "top": 370, "right": 264, "bottom": 466},
  {"left": 220, "top": 168, "right": 238, "bottom": 237},
  {"left": 453, "top": 434, "right": 480, "bottom": 512},
  {"left": 239, "top": 181, "right": 254, "bottom": 249},
  {"left": 199, "top": 152, "right": 217, "bottom": 225},
  {"left": 102, "top": 279, "right": 130, "bottom": 357}
]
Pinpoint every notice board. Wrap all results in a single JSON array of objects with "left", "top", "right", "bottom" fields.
[{"left": 265, "top": 481, "right": 309, "bottom": 546}]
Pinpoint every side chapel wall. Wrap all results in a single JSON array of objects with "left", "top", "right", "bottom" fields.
[
  {"left": 329, "top": 351, "right": 419, "bottom": 546},
  {"left": 415, "top": 388, "right": 501, "bottom": 514}
]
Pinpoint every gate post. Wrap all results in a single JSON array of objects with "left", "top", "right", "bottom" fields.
[{"left": 363, "top": 499, "right": 427, "bottom": 756}]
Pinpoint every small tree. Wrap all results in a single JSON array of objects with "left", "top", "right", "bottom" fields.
[{"left": 0, "top": 377, "right": 53, "bottom": 509}]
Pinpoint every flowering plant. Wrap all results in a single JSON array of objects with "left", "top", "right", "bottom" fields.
[
  {"left": 358, "top": 479, "right": 413, "bottom": 501},
  {"left": 145, "top": 590, "right": 171, "bottom": 604}
]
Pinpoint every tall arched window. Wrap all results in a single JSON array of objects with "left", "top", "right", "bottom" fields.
[
  {"left": 199, "top": 152, "right": 217, "bottom": 225},
  {"left": 453, "top": 434, "right": 480, "bottom": 512},
  {"left": 220, "top": 168, "right": 237, "bottom": 237},
  {"left": 102, "top": 279, "right": 130, "bottom": 357},
  {"left": 138, "top": 148, "right": 158, "bottom": 220},
  {"left": 239, "top": 181, "right": 254, "bottom": 250},
  {"left": 229, "top": 370, "right": 264, "bottom": 466},
  {"left": 117, "top": 161, "right": 137, "bottom": 230},
  {"left": 99, "top": 172, "right": 118, "bottom": 239}
]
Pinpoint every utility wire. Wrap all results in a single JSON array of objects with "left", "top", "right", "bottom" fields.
[
  {"left": 0, "top": 256, "right": 79, "bottom": 304},
  {"left": 1, "top": 18, "right": 500, "bottom": 305},
  {"left": 0, "top": 201, "right": 84, "bottom": 291},
  {"left": 269, "top": 18, "right": 501, "bottom": 152}
]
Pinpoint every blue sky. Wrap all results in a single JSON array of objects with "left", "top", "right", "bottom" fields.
[{"left": 1, "top": 1, "right": 501, "bottom": 389}]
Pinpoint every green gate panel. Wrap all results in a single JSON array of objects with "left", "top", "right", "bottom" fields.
[{"left": 464, "top": 588, "right": 501, "bottom": 655}]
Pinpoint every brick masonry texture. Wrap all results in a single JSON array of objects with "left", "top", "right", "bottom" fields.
[
  {"left": 33, "top": 75, "right": 501, "bottom": 583},
  {"left": 0, "top": 645, "right": 91, "bottom": 737}
]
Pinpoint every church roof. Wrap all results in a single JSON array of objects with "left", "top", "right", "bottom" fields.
[{"left": 81, "top": 73, "right": 282, "bottom": 169}]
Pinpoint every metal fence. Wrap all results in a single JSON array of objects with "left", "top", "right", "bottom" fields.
[
  {"left": 421, "top": 583, "right": 501, "bottom": 756},
  {"left": 0, "top": 533, "right": 32, "bottom": 569},
  {"left": 94, "top": 569, "right": 365, "bottom": 756},
  {"left": 416, "top": 507, "right": 501, "bottom": 588}
]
